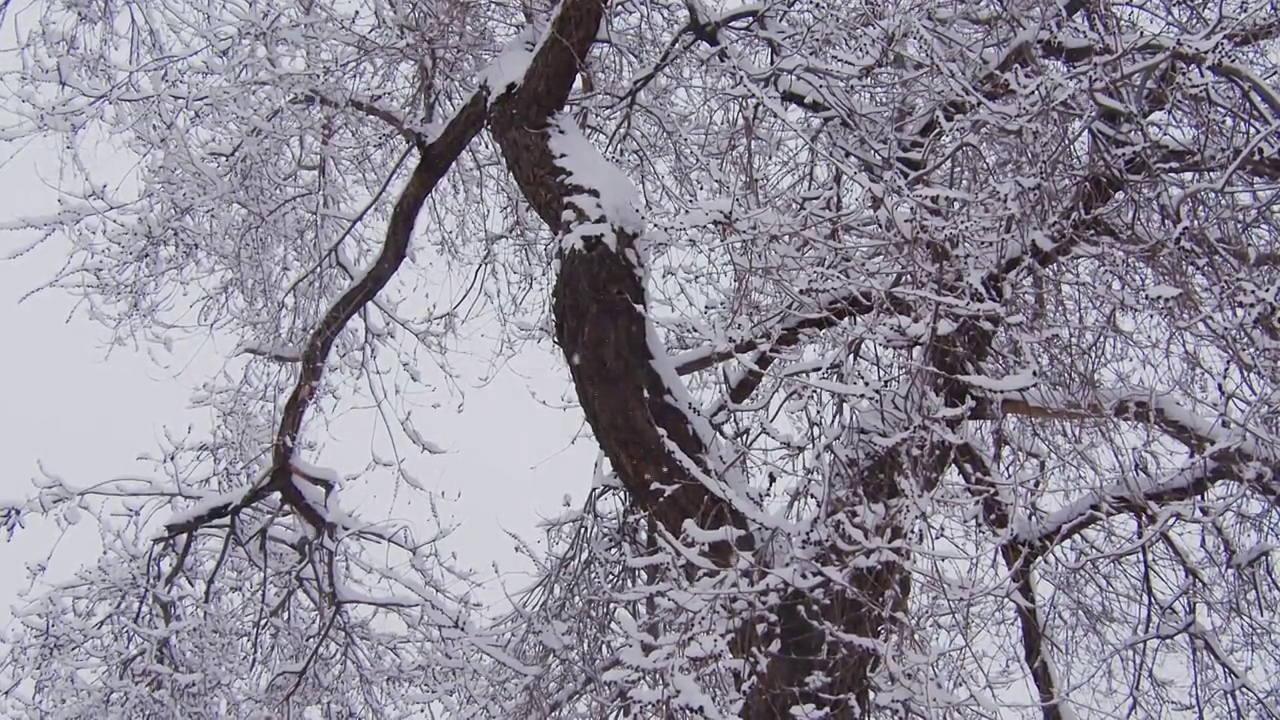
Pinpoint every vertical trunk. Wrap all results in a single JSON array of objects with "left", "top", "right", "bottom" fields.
[
  {"left": 742, "top": 452, "right": 911, "bottom": 719},
  {"left": 484, "top": 0, "right": 750, "bottom": 568},
  {"left": 485, "top": 1, "right": 906, "bottom": 715}
]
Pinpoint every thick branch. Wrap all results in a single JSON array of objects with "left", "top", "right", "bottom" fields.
[
  {"left": 1017, "top": 463, "right": 1239, "bottom": 559},
  {"left": 1039, "top": 16, "right": 1280, "bottom": 65},
  {"left": 487, "top": 5, "right": 918, "bottom": 713},
  {"left": 976, "top": 386, "right": 1251, "bottom": 455},
  {"left": 1004, "top": 543, "right": 1067, "bottom": 720},
  {"left": 485, "top": 0, "right": 750, "bottom": 566}
]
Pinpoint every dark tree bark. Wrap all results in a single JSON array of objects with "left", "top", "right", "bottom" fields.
[
  {"left": 483, "top": 2, "right": 904, "bottom": 716},
  {"left": 484, "top": 0, "right": 749, "bottom": 568}
]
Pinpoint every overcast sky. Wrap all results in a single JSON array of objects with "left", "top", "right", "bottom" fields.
[{"left": 0, "top": 127, "right": 596, "bottom": 627}]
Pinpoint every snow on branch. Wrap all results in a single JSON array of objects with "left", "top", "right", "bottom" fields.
[
  {"left": 671, "top": 285, "right": 911, "bottom": 374},
  {"left": 548, "top": 112, "right": 644, "bottom": 252},
  {"left": 480, "top": 26, "right": 543, "bottom": 99},
  {"left": 3, "top": 469, "right": 191, "bottom": 537},
  {"left": 235, "top": 340, "right": 303, "bottom": 363},
  {"left": 176, "top": 83, "right": 489, "bottom": 539},
  {"left": 1014, "top": 462, "right": 1243, "bottom": 557},
  {"left": 977, "top": 385, "right": 1270, "bottom": 459},
  {"left": 486, "top": 0, "right": 755, "bottom": 568},
  {"left": 979, "top": 385, "right": 1280, "bottom": 557}
]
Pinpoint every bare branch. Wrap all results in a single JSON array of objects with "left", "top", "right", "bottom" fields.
[{"left": 671, "top": 285, "right": 910, "bottom": 378}]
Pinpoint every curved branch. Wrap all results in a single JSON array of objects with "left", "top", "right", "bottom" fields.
[
  {"left": 485, "top": 0, "right": 751, "bottom": 567},
  {"left": 163, "top": 91, "right": 489, "bottom": 537}
]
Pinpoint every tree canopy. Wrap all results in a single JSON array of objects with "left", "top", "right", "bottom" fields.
[{"left": 3, "top": 0, "right": 1280, "bottom": 717}]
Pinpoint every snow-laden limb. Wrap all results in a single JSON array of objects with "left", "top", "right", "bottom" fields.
[
  {"left": 984, "top": 384, "right": 1276, "bottom": 462},
  {"left": 149, "top": 59, "right": 493, "bottom": 543},
  {"left": 161, "top": 480, "right": 266, "bottom": 533},
  {"left": 956, "top": 370, "right": 1038, "bottom": 394},
  {"left": 548, "top": 112, "right": 645, "bottom": 251},
  {"left": 488, "top": 0, "right": 772, "bottom": 579},
  {"left": 235, "top": 340, "right": 302, "bottom": 363},
  {"left": 1016, "top": 463, "right": 1232, "bottom": 552},
  {"left": 970, "top": 384, "right": 1280, "bottom": 551},
  {"left": 479, "top": 26, "right": 543, "bottom": 99},
  {"left": 2, "top": 468, "right": 197, "bottom": 539},
  {"left": 402, "top": 414, "right": 449, "bottom": 455}
]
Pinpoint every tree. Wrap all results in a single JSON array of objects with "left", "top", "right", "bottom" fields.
[{"left": 3, "top": 0, "right": 1280, "bottom": 716}]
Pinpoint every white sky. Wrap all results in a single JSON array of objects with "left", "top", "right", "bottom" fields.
[{"left": 0, "top": 134, "right": 596, "bottom": 627}]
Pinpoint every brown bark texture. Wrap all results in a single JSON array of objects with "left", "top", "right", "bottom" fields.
[{"left": 483, "top": 1, "right": 904, "bottom": 716}]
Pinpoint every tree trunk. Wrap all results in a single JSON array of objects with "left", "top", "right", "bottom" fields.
[{"left": 485, "top": 1, "right": 907, "bottom": 714}]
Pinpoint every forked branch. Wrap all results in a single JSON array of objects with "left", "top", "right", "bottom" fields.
[{"left": 162, "top": 90, "right": 490, "bottom": 539}]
